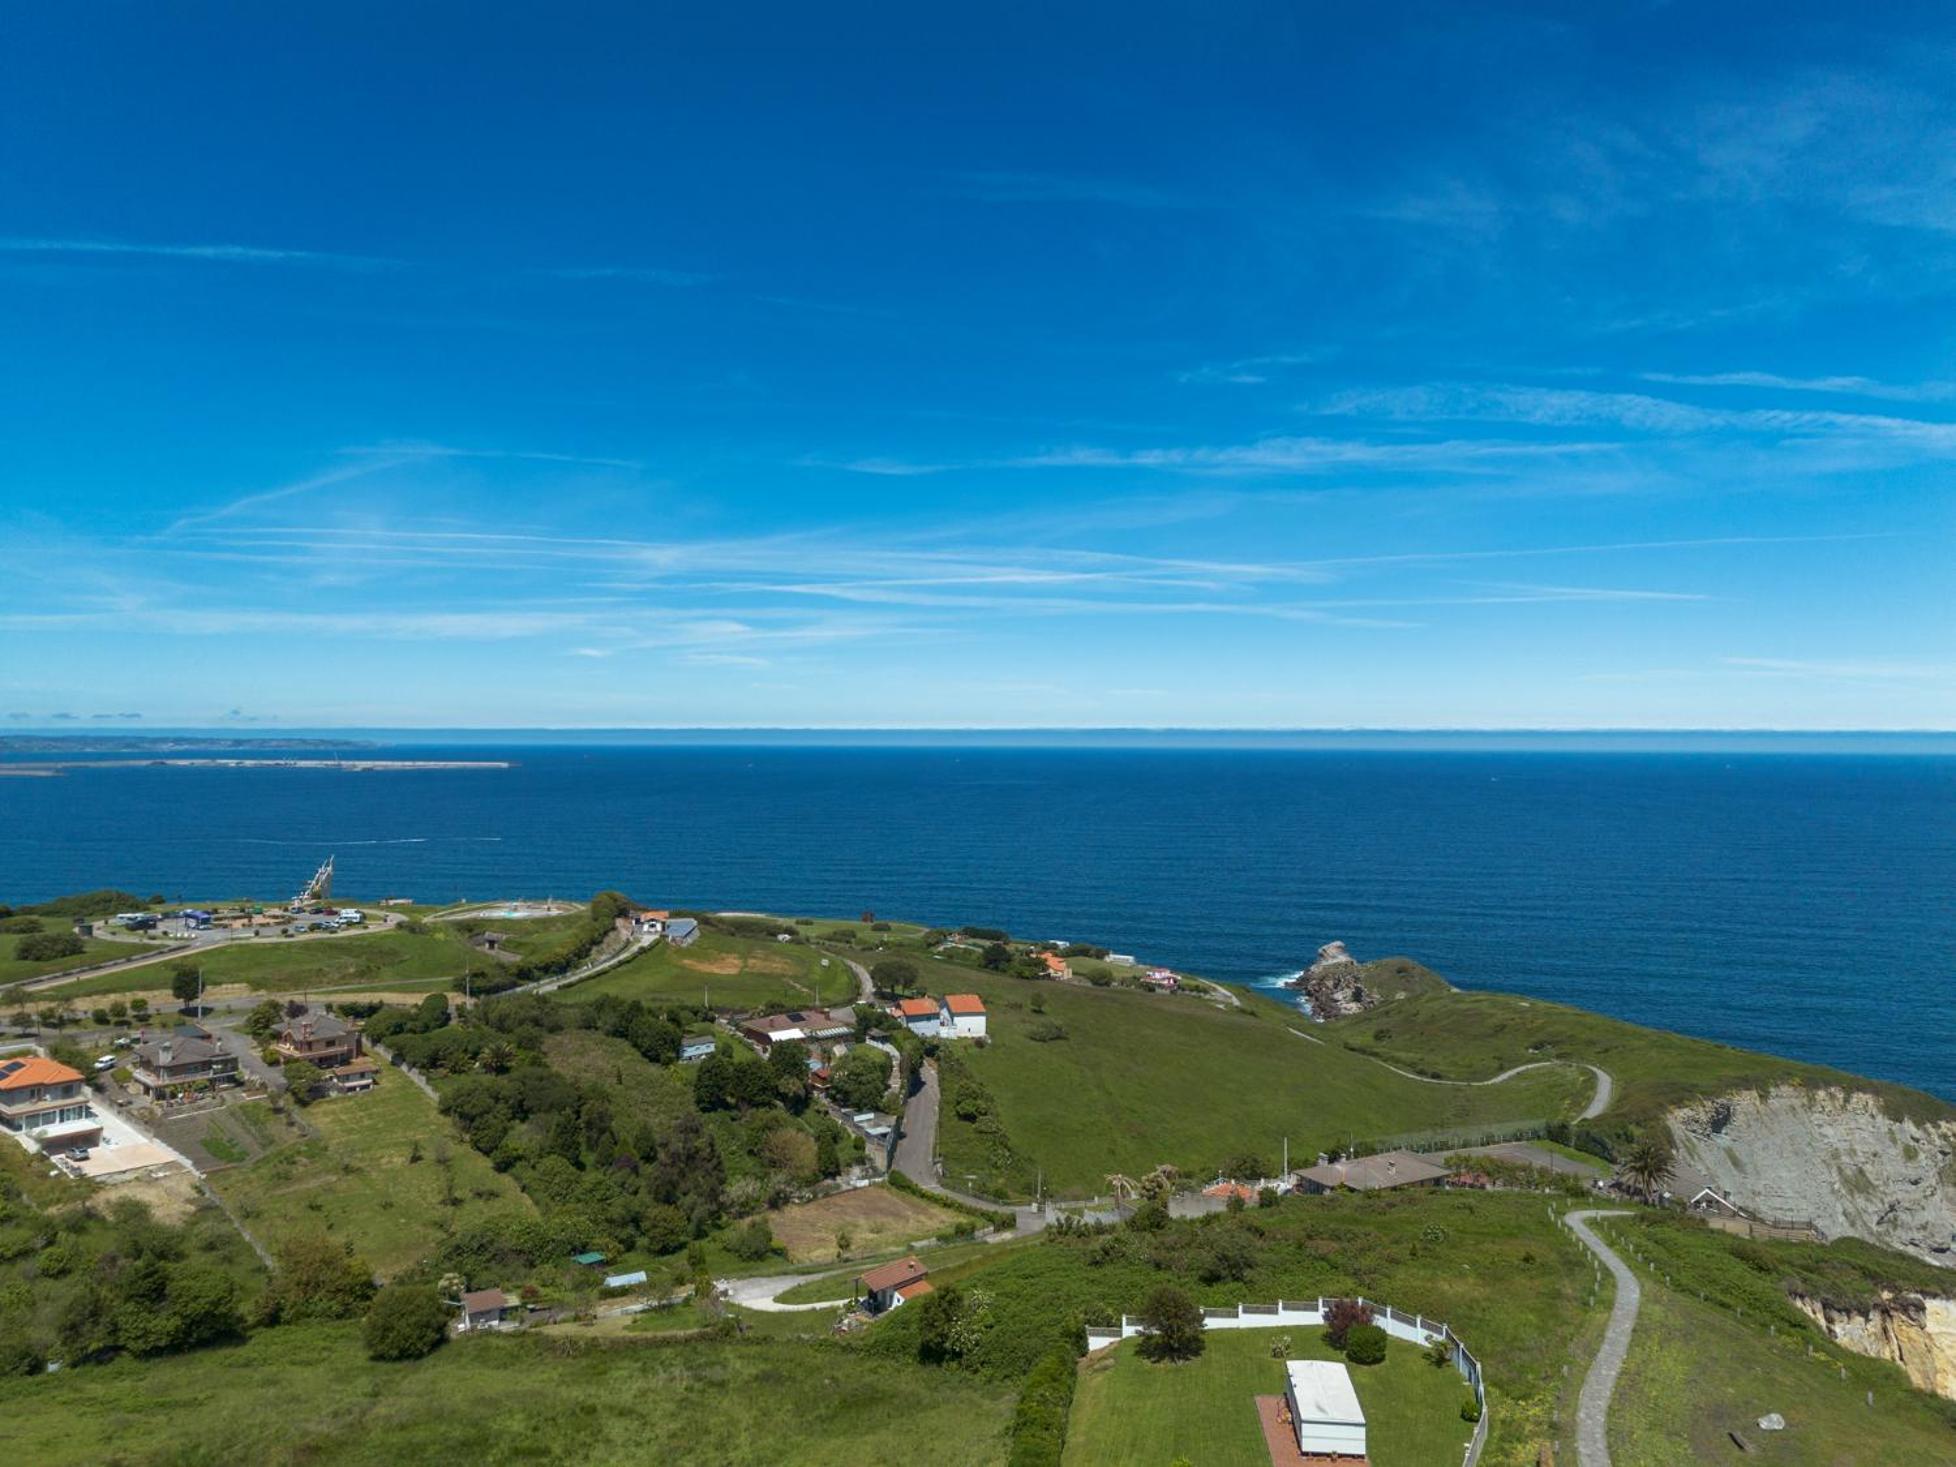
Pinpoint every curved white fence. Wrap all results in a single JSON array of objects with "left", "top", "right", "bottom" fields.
[{"left": 1085, "top": 1295, "right": 1489, "bottom": 1465}]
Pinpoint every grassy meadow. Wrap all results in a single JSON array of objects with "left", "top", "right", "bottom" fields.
[
  {"left": 765, "top": 1183, "right": 965, "bottom": 1264},
  {"left": 38, "top": 926, "right": 476, "bottom": 1000},
  {"left": 916, "top": 959, "right": 1590, "bottom": 1198},
  {"left": 0, "top": 931, "right": 129, "bottom": 985},
  {"left": 1065, "top": 1328, "right": 1475, "bottom": 1467},
  {"left": 567, "top": 929, "right": 856, "bottom": 1009},
  {"left": 1326, "top": 988, "right": 1955, "bottom": 1131},
  {"left": 0, "top": 1322, "right": 1016, "bottom": 1467},
  {"left": 209, "top": 1080, "right": 533, "bottom": 1279}
]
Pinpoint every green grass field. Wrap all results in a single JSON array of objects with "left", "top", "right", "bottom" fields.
[
  {"left": 567, "top": 929, "right": 856, "bottom": 1008},
  {"left": 39, "top": 926, "right": 476, "bottom": 999},
  {"left": 1325, "top": 987, "right": 1954, "bottom": 1132},
  {"left": 1065, "top": 1328, "right": 1476, "bottom": 1467},
  {"left": 0, "top": 931, "right": 129, "bottom": 985},
  {"left": 210, "top": 1080, "right": 533, "bottom": 1279},
  {"left": 0, "top": 1321, "right": 1016, "bottom": 1467},
  {"left": 922, "top": 961, "right": 1591, "bottom": 1198},
  {"left": 1608, "top": 1283, "right": 1956, "bottom": 1463}
]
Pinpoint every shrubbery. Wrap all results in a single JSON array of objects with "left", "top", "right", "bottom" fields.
[
  {"left": 1342, "top": 1321, "right": 1387, "bottom": 1364},
  {"left": 364, "top": 1284, "right": 450, "bottom": 1361},
  {"left": 1007, "top": 1344, "right": 1078, "bottom": 1466},
  {"left": 1135, "top": 1284, "right": 1203, "bottom": 1362},
  {"left": 15, "top": 931, "right": 85, "bottom": 963}
]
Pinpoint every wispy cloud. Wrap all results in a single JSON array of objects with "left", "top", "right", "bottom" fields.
[
  {"left": 1316, "top": 383, "right": 1956, "bottom": 454},
  {"left": 1639, "top": 371, "right": 1956, "bottom": 403},
  {"left": 163, "top": 442, "right": 643, "bottom": 535},
  {"left": 0, "top": 237, "right": 397, "bottom": 268},
  {"left": 1177, "top": 350, "right": 1331, "bottom": 386}
]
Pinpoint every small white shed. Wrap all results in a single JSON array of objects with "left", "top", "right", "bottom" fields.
[{"left": 1285, "top": 1359, "right": 1367, "bottom": 1459}]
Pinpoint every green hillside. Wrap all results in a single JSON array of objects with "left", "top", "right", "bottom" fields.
[
  {"left": 905, "top": 957, "right": 1591, "bottom": 1198},
  {"left": 1326, "top": 987, "right": 1954, "bottom": 1132}
]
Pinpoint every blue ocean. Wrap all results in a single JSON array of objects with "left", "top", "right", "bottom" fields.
[{"left": 5, "top": 738, "right": 1953, "bottom": 1100}]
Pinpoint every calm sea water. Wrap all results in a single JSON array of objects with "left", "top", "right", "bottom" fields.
[{"left": 4, "top": 744, "right": 1952, "bottom": 1099}]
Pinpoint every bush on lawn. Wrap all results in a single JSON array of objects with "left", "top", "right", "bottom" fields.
[{"left": 1343, "top": 1321, "right": 1388, "bottom": 1365}]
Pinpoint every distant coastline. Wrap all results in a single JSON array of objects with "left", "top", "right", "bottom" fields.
[{"left": 4, "top": 727, "right": 1955, "bottom": 755}]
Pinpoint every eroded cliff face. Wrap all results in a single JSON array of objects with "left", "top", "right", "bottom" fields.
[
  {"left": 1668, "top": 1085, "right": 1956, "bottom": 1264},
  {"left": 1791, "top": 1293, "right": 1956, "bottom": 1400}
]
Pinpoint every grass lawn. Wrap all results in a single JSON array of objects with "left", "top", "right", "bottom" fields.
[
  {"left": 0, "top": 1321, "right": 1016, "bottom": 1467},
  {"left": 1327, "top": 988, "right": 1953, "bottom": 1132},
  {"left": 567, "top": 929, "right": 856, "bottom": 1009},
  {"left": 0, "top": 931, "right": 128, "bottom": 985},
  {"left": 1065, "top": 1329, "right": 1476, "bottom": 1467},
  {"left": 765, "top": 1183, "right": 966, "bottom": 1264},
  {"left": 37, "top": 926, "right": 475, "bottom": 999},
  {"left": 1608, "top": 1285, "right": 1956, "bottom": 1464},
  {"left": 210, "top": 1080, "right": 533, "bottom": 1279},
  {"left": 924, "top": 960, "right": 1591, "bottom": 1198}
]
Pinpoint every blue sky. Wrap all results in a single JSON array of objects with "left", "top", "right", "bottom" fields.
[{"left": 2, "top": 3, "right": 1952, "bottom": 729}]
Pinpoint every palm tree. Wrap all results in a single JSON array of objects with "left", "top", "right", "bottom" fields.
[
  {"left": 478, "top": 1040, "right": 517, "bottom": 1075},
  {"left": 1618, "top": 1137, "right": 1674, "bottom": 1203},
  {"left": 1139, "top": 1162, "right": 1181, "bottom": 1204},
  {"left": 1105, "top": 1173, "right": 1138, "bottom": 1219}
]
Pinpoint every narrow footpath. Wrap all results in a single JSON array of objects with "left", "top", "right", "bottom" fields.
[
  {"left": 1285, "top": 1028, "right": 1615, "bottom": 1122},
  {"left": 1565, "top": 1209, "right": 1640, "bottom": 1467}
]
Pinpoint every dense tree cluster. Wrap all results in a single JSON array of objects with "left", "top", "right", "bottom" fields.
[
  {"left": 15, "top": 931, "right": 86, "bottom": 963},
  {"left": 361, "top": 988, "right": 856, "bottom": 1264}
]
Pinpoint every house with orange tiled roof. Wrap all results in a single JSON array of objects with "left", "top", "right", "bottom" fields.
[
  {"left": 857, "top": 1255, "right": 930, "bottom": 1314},
  {"left": 937, "top": 993, "right": 987, "bottom": 1040},
  {"left": 0, "top": 1053, "right": 101, "bottom": 1153},
  {"left": 891, "top": 996, "right": 940, "bottom": 1038},
  {"left": 1038, "top": 950, "right": 1071, "bottom": 980}
]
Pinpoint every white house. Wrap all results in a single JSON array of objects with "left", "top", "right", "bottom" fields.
[
  {"left": 1285, "top": 1360, "right": 1366, "bottom": 1459},
  {"left": 938, "top": 993, "right": 987, "bottom": 1039},
  {"left": 892, "top": 997, "right": 940, "bottom": 1037},
  {"left": 857, "top": 1256, "right": 931, "bottom": 1314}
]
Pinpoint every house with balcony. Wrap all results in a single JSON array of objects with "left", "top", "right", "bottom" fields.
[
  {"left": 130, "top": 1029, "right": 242, "bottom": 1100},
  {"left": 275, "top": 1007, "right": 363, "bottom": 1070},
  {"left": 0, "top": 1054, "right": 101, "bottom": 1153}
]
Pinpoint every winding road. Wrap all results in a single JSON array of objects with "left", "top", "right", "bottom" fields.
[
  {"left": 1565, "top": 1210, "right": 1640, "bottom": 1467},
  {"left": 1286, "top": 1027, "right": 1614, "bottom": 1121}
]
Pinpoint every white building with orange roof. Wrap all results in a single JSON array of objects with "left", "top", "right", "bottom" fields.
[
  {"left": 891, "top": 996, "right": 940, "bottom": 1037},
  {"left": 938, "top": 993, "right": 987, "bottom": 1040},
  {"left": 0, "top": 1053, "right": 101, "bottom": 1153}
]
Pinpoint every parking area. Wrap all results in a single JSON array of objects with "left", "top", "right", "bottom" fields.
[{"left": 54, "top": 1101, "right": 196, "bottom": 1180}]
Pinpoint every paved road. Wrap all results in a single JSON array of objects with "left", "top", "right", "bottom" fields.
[
  {"left": 1566, "top": 1210, "right": 1640, "bottom": 1467},
  {"left": 891, "top": 1057, "right": 940, "bottom": 1189},
  {"left": 842, "top": 956, "right": 873, "bottom": 1004},
  {"left": 18, "top": 913, "right": 409, "bottom": 994}
]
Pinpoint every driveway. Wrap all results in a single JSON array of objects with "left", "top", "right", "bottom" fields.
[{"left": 719, "top": 1270, "right": 853, "bottom": 1312}]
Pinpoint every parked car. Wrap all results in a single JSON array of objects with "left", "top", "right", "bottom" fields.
[{"left": 93, "top": 1055, "right": 116, "bottom": 1071}]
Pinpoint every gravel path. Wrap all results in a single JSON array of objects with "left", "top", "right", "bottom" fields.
[
  {"left": 1566, "top": 1209, "right": 1640, "bottom": 1467},
  {"left": 718, "top": 1270, "right": 852, "bottom": 1312},
  {"left": 1285, "top": 1028, "right": 1615, "bottom": 1120}
]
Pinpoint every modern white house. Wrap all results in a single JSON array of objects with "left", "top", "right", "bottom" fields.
[
  {"left": 1284, "top": 1359, "right": 1367, "bottom": 1459},
  {"left": 938, "top": 993, "right": 987, "bottom": 1039}
]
